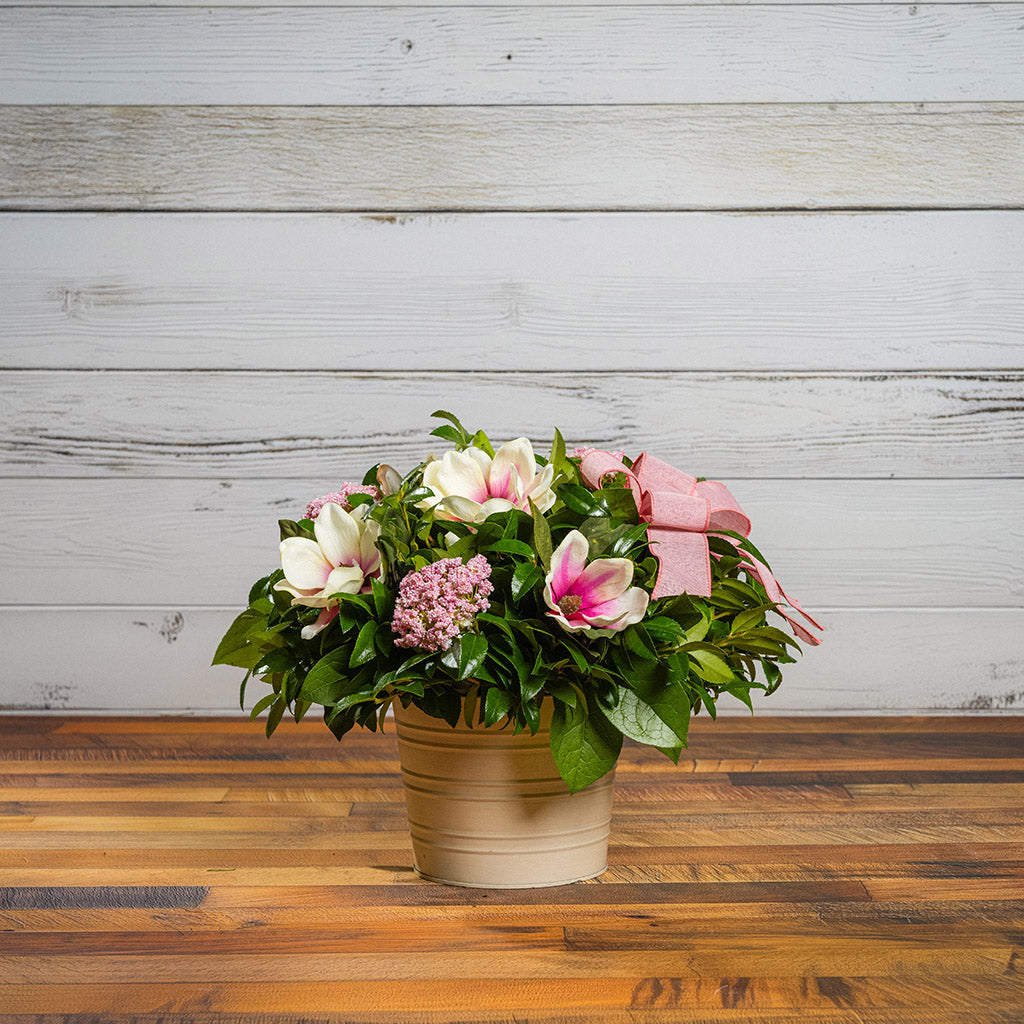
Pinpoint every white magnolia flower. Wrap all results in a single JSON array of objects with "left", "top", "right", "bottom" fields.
[
  {"left": 421, "top": 438, "right": 556, "bottom": 523},
  {"left": 275, "top": 503, "right": 381, "bottom": 638}
]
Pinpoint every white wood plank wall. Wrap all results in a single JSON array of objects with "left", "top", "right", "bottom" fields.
[{"left": 0, "top": 2, "right": 1021, "bottom": 714}]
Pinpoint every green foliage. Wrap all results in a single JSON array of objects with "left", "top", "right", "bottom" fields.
[{"left": 213, "top": 412, "right": 815, "bottom": 791}]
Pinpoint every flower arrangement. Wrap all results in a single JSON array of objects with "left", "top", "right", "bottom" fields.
[{"left": 214, "top": 412, "right": 822, "bottom": 792}]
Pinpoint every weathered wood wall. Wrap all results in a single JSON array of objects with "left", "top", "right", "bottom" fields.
[{"left": 1, "top": 1, "right": 1021, "bottom": 713}]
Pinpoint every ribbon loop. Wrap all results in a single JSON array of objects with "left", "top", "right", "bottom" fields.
[{"left": 579, "top": 449, "right": 822, "bottom": 645}]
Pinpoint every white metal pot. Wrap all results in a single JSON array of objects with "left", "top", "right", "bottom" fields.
[{"left": 393, "top": 700, "right": 615, "bottom": 888}]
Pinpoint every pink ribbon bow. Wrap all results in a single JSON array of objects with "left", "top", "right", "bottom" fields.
[{"left": 580, "top": 450, "right": 823, "bottom": 645}]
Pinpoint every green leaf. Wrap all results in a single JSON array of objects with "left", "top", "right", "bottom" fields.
[
  {"left": 487, "top": 538, "right": 536, "bottom": 559},
  {"left": 249, "top": 692, "right": 278, "bottom": 720},
  {"left": 278, "top": 518, "right": 314, "bottom": 541},
  {"left": 578, "top": 516, "right": 613, "bottom": 556},
  {"left": 265, "top": 698, "right": 286, "bottom": 737},
  {"left": 430, "top": 409, "right": 471, "bottom": 445},
  {"left": 629, "top": 674, "right": 692, "bottom": 747},
  {"left": 549, "top": 697, "right": 622, "bottom": 793},
  {"left": 599, "top": 685, "right": 686, "bottom": 749},
  {"left": 483, "top": 686, "right": 513, "bottom": 725},
  {"left": 469, "top": 429, "right": 495, "bottom": 457},
  {"left": 429, "top": 424, "right": 463, "bottom": 446},
  {"left": 731, "top": 604, "right": 773, "bottom": 634},
  {"left": 212, "top": 609, "right": 268, "bottom": 669},
  {"left": 462, "top": 683, "right": 480, "bottom": 727},
  {"left": 559, "top": 485, "right": 600, "bottom": 517},
  {"left": 350, "top": 620, "right": 379, "bottom": 668},
  {"left": 643, "top": 616, "right": 685, "bottom": 643},
  {"left": 371, "top": 579, "right": 393, "bottom": 619},
  {"left": 511, "top": 562, "right": 543, "bottom": 602},
  {"left": 687, "top": 646, "right": 737, "bottom": 686},
  {"left": 458, "top": 632, "right": 488, "bottom": 680},
  {"left": 594, "top": 487, "right": 639, "bottom": 522},
  {"left": 531, "top": 503, "right": 553, "bottom": 570}
]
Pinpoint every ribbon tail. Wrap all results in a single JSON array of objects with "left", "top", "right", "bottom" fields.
[
  {"left": 740, "top": 552, "right": 824, "bottom": 646},
  {"left": 649, "top": 528, "right": 712, "bottom": 599}
]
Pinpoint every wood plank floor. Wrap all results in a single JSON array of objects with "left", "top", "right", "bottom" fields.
[{"left": 0, "top": 715, "right": 1021, "bottom": 1022}]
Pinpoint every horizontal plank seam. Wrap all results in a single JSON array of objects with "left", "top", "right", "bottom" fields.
[{"left": 3, "top": 205, "right": 1024, "bottom": 215}]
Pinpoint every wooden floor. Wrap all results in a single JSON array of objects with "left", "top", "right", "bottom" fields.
[{"left": 0, "top": 715, "right": 1021, "bottom": 1023}]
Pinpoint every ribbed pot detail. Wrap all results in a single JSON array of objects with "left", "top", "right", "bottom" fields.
[{"left": 393, "top": 701, "right": 615, "bottom": 888}]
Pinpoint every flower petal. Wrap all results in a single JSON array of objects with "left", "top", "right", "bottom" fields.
[
  {"left": 490, "top": 438, "right": 536, "bottom": 500},
  {"left": 521, "top": 462, "right": 556, "bottom": 512},
  {"left": 322, "top": 565, "right": 365, "bottom": 598},
  {"left": 433, "top": 494, "right": 485, "bottom": 522},
  {"left": 314, "top": 503, "right": 362, "bottom": 568},
  {"left": 546, "top": 530, "right": 589, "bottom": 600},
  {"left": 280, "top": 536, "right": 332, "bottom": 591},
  {"left": 476, "top": 497, "right": 517, "bottom": 520},
  {"left": 575, "top": 556, "right": 634, "bottom": 609},
  {"left": 424, "top": 450, "right": 489, "bottom": 503},
  {"left": 301, "top": 606, "right": 340, "bottom": 640},
  {"left": 358, "top": 519, "right": 382, "bottom": 576},
  {"left": 583, "top": 586, "right": 650, "bottom": 631}
]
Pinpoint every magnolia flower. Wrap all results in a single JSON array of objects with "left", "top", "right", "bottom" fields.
[
  {"left": 421, "top": 438, "right": 556, "bottom": 523},
  {"left": 544, "top": 530, "right": 649, "bottom": 634},
  {"left": 275, "top": 503, "right": 381, "bottom": 638}
]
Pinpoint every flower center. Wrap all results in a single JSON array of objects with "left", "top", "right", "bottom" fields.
[{"left": 558, "top": 593, "right": 583, "bottom": 616}]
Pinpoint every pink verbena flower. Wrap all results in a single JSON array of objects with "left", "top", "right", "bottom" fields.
[
  {"left": 391, "top": 554, "right": 494, "bottom": 653},
  {"left": 306, "top": 483, "right": 381, "bottom": 520}
]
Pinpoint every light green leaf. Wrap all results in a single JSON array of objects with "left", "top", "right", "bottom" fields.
[{"left": 599, "top": 685, "right": 686, "bottom": 748}]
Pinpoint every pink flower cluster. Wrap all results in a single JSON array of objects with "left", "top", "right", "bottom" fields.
[
  {"left": 305, "top": 483, "right": 381, "bottom": 520},
  {"left": 573, "top": 446, "right": 626, "bottom": 462},
  {"left": 391, "top": 555, "right": 494, "bottom": 653}
]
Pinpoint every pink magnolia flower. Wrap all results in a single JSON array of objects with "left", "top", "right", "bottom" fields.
[
  {"left": 392, "top": 555, "right": 494, "bottom": 652},
  {"left": 275, "top": 503, "right": 382, "bottom": 639},
  {"left": 421, "top": 438, "right": 555, "bottom": 523},
  {"left": 543, "top": 530, "right": 649, "bottom": 633}
]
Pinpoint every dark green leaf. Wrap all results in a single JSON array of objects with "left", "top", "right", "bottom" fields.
[
  {"left": 483, "top": 686, "right": 513, "bottom": 725},
  {"left": 531, "top": 503, "right": 553, "bottom": 570},
  {"left": 458, "top": 633, "right": 488, "bottom": 680},
  {"left": 550, "top": 698, "right": 622, "bottom": 793},
  {"left": 487, "top": 538, "right": 536, "bottom": 559},
  {"left": 511, "top": 562, "right": 543, "bottom": 602},
  {"left": 349, "top": 621, "right": 379, "bottom": 668}
]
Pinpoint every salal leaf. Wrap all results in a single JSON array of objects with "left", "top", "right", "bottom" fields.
[
  {"left": 531, "top": 502, "right": 553, "bottom": 570},
  {"left": 550, "top": 698, "right": 622, "bottom": 793},
  {"left": 688, "top": 646, "right": 737, "bottom": 686},
  {"left": 458, "top": 632, "right": 488, "bottom": 680},
  {"left": 600, "top": 685, "right": 686, "bottom": 748},
  {"left": 483, "top": 686, "right": 513, "bottom": 725},
  {"left": 212, "top": 608, "right": 268, "bottom": 668}
]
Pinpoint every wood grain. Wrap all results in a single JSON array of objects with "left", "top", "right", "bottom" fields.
[
  {"left": 3, "top": 6, "right": 1023, "bottom": 105},
  {"left": 3, "top": 104, "right": 1023, "bottom": 211},
  {"left": 3, "top": 371, "right": 1022, "bottom": 479},
  {"left": 0, "top": 715, "right": 1020, "bottom": 1019},
  {"left": 3, "top": 213, "right": 1023, "bottom": 371}
]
